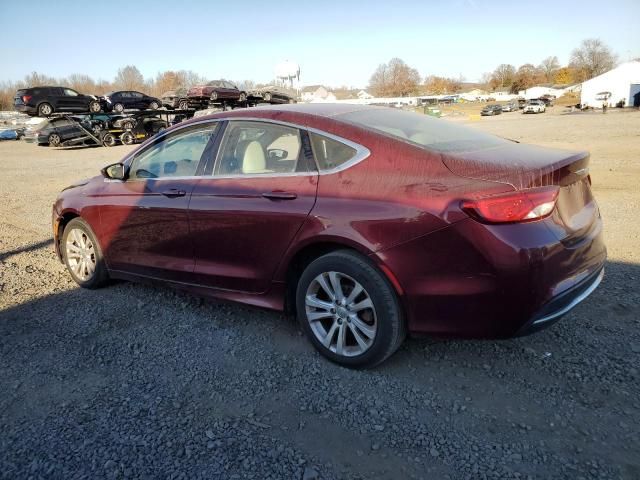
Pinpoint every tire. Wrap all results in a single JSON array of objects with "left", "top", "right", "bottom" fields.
[
  {"left": 178, "top": 100, "right": 189, "bottom": 110},
  {"left": 61, "top": 218, "right": 109, "bottom": 289},
  {"left": 102, "top": 133, "right": 116, "bottom": 147},
  {"left": 113, "top": 103, "right": 124, "bottom": 113},
  {"left": 295, "top": 250, "right": 405, "bottom": 368},
  {"left": 149, "top": 101, "right": 159, "bottom": 110},
  {"left": 48, "top": 133, "right": 61, "bottom": 147},
  {"left": 38, "top": 103, "right": 53, "bottom": 117},
  {"left": 121, "top": 131, "right": 134, "bottom": 145},
  {"left": 239, "top": 92, "right": 247, "bottom": 103},
  {"left": 88, "top": 101, "right": 101, "bottom": 113},
  {"left": 210, "top": 91, "right": 218, "bottom": 101},
  {"left": 263, "top": 92, "right": 272, "bottom": 102},
  {"left": 122, "top": 120, "right": 134, "bottom": 130}
]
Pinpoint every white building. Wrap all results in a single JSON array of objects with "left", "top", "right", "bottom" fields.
[
  {"left": 580, "top": 61, "right": 640, "bottom": 108},
  {"left": 301, "top": 86, "right": 337, "bottom": 103},
  {"left": 518, "top": 86, "right": 567, "bottom": 100}
]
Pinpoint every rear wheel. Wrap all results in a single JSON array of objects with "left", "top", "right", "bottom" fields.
[
  {"left": 38, "top": 103, "right": 53, "bottom": 116},
  {"left": 102, "top": 133, "right": 116, "bottom": 147},
  {"left": 113, "top": 103, "right": 124, "bottom": 113},
  {"left": 62, "top": 218, "right": 109, "bottom": 289},
  {"left": 120, "top": 131, "right": 134, "bottom": 145},
  {"left": 178, "top": 100, "right": 189, "bottom": 110},
  {"left": 48, "top": 133, "right": 61, "bottom": 147},
  {"left": 122, "top": 120, "right": 134, "bottom": 130},
  {"left": 149, "top": 101, "right": 159, "bottom": 110},
  {"left": 296, "top": 250, "right": 405, "bottom": 368}
]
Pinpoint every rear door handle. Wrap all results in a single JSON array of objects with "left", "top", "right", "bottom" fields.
[
  {"left": 162, "top": 189, "right": 186, "bottom": 198},
  {"left": 261, "top": 191, "right": 297, "bottom": 200}
]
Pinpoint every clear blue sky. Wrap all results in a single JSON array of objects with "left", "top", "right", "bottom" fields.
[{"left": 2, "top": 0, "right": 639, "bottom": 87}]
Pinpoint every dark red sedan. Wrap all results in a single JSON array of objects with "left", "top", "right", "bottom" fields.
[{"left": 52, "top": 104, "right": 606, "bottom": 368}]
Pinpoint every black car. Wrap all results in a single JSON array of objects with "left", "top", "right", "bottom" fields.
[
  {"left": 247, "top": 86, "right": 296, "bottom": 105},
  {"left": 101, "top": 91, "right": 162, "bottom": 113},
  {"left": 14, "top": 86, "right": 102, "bottom": 117},
  {"left": 480, "top": 104, "right": 503, "bottom": 116}
]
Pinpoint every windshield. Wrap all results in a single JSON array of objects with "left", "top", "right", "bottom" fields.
[{"left": 338, "top": 108, "right": 509, "bottom": 153}]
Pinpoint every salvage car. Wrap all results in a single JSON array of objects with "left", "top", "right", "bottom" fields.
[
  {"left": 247, "top": 86, "right": 296, "bottom": 104},
  {"left": 187, "top": 80, "right": 247, "bottom": 109},
  {"left": 523, "top": 100, "right": 546, "bottom": 114},
  {"left": 52, "top": 104, "right": 606, "bottom": 368},
  {"left": 24, "top": 116, "right": 100, "bottom": 146},
  {"left": 161, "top": 88, "right": 190, "bottom": 110},
  {"left": 101, "top": 91, "right": 162, "bottom": 113},
  {"left": 480, "top": 104, "right": 503, "bottom": 116},
  {"left": 14, "top": 86, "right": 101, "bottom": 117},
  {"left": 501, "top": 101, "right": 519, "bottom": 112}
]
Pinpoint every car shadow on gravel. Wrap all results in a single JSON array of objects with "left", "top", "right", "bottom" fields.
[
  {"left": 1, "top": 258, "right": 638, "bottom": 479},
  {"left": 0, "top": 238, "right": 53, "bottom": 261}
]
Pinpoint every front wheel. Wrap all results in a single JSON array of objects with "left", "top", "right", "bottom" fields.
[
  {"left": 61, "top": 218, "right": 109, "bottom": 289},
  {"left": 178, "top": 100, "right": 189, "bottom": 110},
  {"left": 113, "top": 103, "right": 124, "bottom": 113},
  {"left": 88, "top": 101, "right": 101, "bottom": 113},
  {"left": 296, "top": 250, "right": 405, "bottom": 368},
  {"left": 149, "top": 101, "right": 159, "bottom": 110}
]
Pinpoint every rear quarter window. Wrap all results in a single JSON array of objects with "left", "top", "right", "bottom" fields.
[{"left": 309, "top": 132, "right": 357, "bottom": 171}]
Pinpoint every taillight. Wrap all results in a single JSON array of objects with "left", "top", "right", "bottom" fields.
[
  {"left": 461, "top": 186, "right": 559, "bottom": 224},
  {"left": 22, "top": 95, "right": 32, "bottom": 103}
]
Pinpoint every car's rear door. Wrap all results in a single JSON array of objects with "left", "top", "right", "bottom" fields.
[
  {"left": 96, "top": 121, "right": 220, "bottom": 282},
  {"left": 189, "top": 119, "right": 318, "bottom": 292}
]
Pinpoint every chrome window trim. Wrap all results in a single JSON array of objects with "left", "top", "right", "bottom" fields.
[{"left": 116, "top": 116, "right": 370, "bottom": 182}]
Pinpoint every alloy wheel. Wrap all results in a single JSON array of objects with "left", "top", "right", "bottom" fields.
[
  {"left": 48, "top": 133, "right": 60, "bottom": 146},
  {"left": 65, "top": 228, "right": 96, "bottom": 281},
  {"left": 305, "top": 271, "right": 377, "bottom": 357},
  {"left": 40, "top": 104, "right": 52, "bottom": 116}
]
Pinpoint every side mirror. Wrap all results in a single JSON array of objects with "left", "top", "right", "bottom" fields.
[
  {"left": 101, "top": 163, "right": 126, "bottom": 180},
  {"left": 267, "top": 148, "right": 286, "bottom": 160}
]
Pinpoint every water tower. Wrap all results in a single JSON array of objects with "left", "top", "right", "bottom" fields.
[{"left": 275, "top": 60, "right": 300, "bottom": 93}]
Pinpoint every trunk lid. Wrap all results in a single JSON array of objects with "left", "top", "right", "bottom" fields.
[
  {"left": 443, "top": 143, "right": 598, "bottom": 243},
  {"left": 187, "top": 85, "right": 211, "bottom": 97}
]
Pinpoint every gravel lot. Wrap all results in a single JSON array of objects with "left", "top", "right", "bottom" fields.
[{"left": 1, "top": 108, "right": 639, "bottom": 479}]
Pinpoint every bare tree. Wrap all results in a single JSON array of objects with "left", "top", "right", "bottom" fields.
[
  {"left": 570, "top": 38, "right": 618, "bottom": 81},
  {"left": 114, "top": 65, "right": 145, "bottom": 91},
  {"left": 539, "top": 56, "right": 560, "bottom": 82},
  {"left": 24, "top": 72, "right": 58, "bottom": 87},
  {"left": 490, "top": 64, "right": 516, "bottom": 90},
  {"left": 369, "top": 58, "right": 421, "bottom": 97},
  {"left": 64, "top": 74, "right": 97, "bottom": 93}
]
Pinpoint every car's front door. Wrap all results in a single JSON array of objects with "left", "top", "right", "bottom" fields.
[
  {"left": 61, "top": 88, "right": 85, "bottom": 111},
  {"left": 96, "top": 121, "right": 220, "bottom": 281},
  {"left": 189, "top": 120, "right": 318, "bottom": 292}
]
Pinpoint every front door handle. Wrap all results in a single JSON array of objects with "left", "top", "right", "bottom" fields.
[
  {"left": 261, "top": 191, "right": 297, "bottom": 200},
  {"left": 162, "top": 189, "right": 186, "bottom": 198}
]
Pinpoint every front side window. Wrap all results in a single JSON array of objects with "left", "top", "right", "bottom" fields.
[
  {"left": 309, "top": 132, "right": 357, "bottom": 171},
  {"left": 215, "top": 121, "right": 304, "bottom": 176},
  {"left": 128, "top": 123, "right": 217, "bottom": 180},
  {"left": 64, "top": 89, "right": 79, "bottom": 96}
]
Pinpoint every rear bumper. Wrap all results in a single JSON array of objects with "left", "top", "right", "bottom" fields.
[
  {"left": 378, "top": 215, "right": 606, "bottom": 338},
  {"left": 15, "top": 104, "right": 36, "bottom": 114},
  {"left": 516, "top": 267, "right": 604, "bottom": 335}
]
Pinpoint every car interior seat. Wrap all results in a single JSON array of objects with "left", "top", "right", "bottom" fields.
[{"left": 242, "top": 141, "right": 271, "bottom": 174}]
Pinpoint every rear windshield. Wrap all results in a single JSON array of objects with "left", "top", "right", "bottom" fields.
[{"left": 338, "top": 108, "right": 509, "bottom": 153}]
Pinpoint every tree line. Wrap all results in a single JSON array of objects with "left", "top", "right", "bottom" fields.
[{"left": 368, "top": 38, "right": 620, "bottom": 97}]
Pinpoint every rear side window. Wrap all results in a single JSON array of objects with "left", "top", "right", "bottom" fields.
[{"left": 309, "top": 132, "right": 357, "bottom": 171}]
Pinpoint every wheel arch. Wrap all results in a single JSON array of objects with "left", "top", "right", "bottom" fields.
[
  {"left": 282, "top": 239, "right": 404, "bottom": 317},
  {"left": 54, "top": 210, "right": 81, "bottom": 261}
]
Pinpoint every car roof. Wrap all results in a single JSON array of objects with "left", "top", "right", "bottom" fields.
[{"left": 201, "top": 103, "right": 377, "bottom": 120}]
